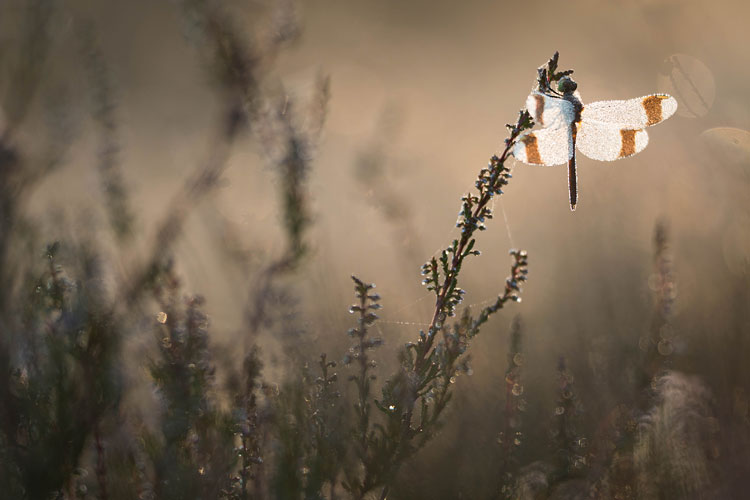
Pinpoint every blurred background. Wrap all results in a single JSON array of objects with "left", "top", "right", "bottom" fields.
[{"left": 2, "top": 0, "right": 749, "bottom": 498}]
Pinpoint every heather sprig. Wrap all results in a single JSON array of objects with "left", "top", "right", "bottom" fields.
[
  {"left": 551, "top": 357, "right": 587, "bottom": 480},
  {"left": 348, "top": 87, "right": 536, "bottom": 497},
  {"left": 0, "top": 241, "right": 122, "bottom": 499},
  {"left": 79, "top": 24, "right": 133, "bottom": 241},
  {"left": 420, "top": 114, "right": 531, "bottom": 335},
  {"left": 409, "top": 250, "right": 529, "bottom": 445},
  {"left": 642, "top": 220, "right": 677, "bottom": 384},
  {"left": 305, "top": 354, "right": 346, "bottom": 499},
  {"left": 123, "top": 0, "right": 277, "bottom": 306},
  {"left": 246, "top": 76, "right": 330, "bottom": 336},
  {"left": 345, "top": 276, "right": 383, "bottom": 447},
  {"left": 341, "top": 276, "right": 385, "bottom": 498},
  {"left": 270, "top": 355, "right": 346, "bottom": 500},
  {"left": 497, "top": 316, "right": 525, "bottom": 498},
  {"left": 147, "top": 263, "right": 236, "bottom": 499},
  {"left": 231, "top": 346, "right": 264, "bottom": 500}
]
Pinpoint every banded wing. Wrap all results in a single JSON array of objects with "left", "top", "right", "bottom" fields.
[
  {"left": 514, "top": 92, "right": 575, "bottom": 166},
  {"left": 513, "top": 124, "right": 579, "bottom": 210},
  {"left": 515, "top": 92, "right": 583, "bottom": 210},
  {"left": 581, "top": 94, "right": 678, "bottom": 128},
  {"left": 513, "top": 126, "right": 572, "bottom": 166},
  {"left": 577, "top": 122, "right": 649, "bottom": 161},
  {"left": 525, "top": 91, "right": 575, "bottom": 129}
]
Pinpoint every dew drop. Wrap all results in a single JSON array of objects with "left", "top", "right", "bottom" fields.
[
  {"left": 513, "top": 432, "right": 522, "bottom": 446},
  {"left": 647, "top": 273, "right": 660, "bottom": 292},
  {"left": 156, "top": 311, "right": 168, "bottom": 324},
  {"left": 511, "top": 383, "right": 524, "bottom": 396},
  {"left": 657, "top": 339, "right": 674, "bottom": 356},
  {"left": 638, "top": 336, "right": 650, "bottom": 352},
  {"left": 555, "top": 406, "right": 565, "bottom": 416},
  {"left": 513, "top": 353, "right": 524, "bottom": 366}
]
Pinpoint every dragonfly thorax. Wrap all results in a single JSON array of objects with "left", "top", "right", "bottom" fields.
[
  {"left": 557, "top": 76, "right": 577, "bottom": 94},
  {"left": 554, "top": 76, "right": 583, "bottom": 122},
  {"left": 562, "top": 93, "right": 583, "bottom": 124}
]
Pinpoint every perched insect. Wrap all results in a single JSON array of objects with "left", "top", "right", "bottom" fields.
[{"left": 512, "top": 76, "right": 678, "bottom": 210}]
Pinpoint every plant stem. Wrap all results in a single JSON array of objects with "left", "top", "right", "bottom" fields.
[
  {"left": 419, "top": 126, "right": 524, "bottom": 371},
  {"left": 94, "top": 424, "right": 108, "bottom": 500}
]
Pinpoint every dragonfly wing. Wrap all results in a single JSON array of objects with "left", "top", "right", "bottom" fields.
[
  {"left": 577, "top": 121, "right": 649, "bottom": 161},
  {"left": 526, "top": 91, "right": 575, "bottom": 129},
  {"left": 513, "top": 125, "right": 573, "bottom": 166},
  {"left": 582, "top": 94, "right": 677, "bottom": 128}
]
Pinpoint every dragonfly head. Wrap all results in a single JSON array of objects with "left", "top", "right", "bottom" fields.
[{"left": 557, "top": 76, "right": 578, "bottom": 94}]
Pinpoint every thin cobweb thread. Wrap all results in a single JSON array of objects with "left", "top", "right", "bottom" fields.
[
  {"left": 387, "top": 291, "right": 433, "bottom": 317},
  {"left": 500, "top": 198, "right": 515, "bottom": 249},
  {"left": 499, "top": 159, "right": 516, "bottom": 249}
]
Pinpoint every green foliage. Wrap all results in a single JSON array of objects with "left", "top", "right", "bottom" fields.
[
  {"left": 269, "top": 354, "right": 347, "bottom": 500},
  {"left": 1, "top": 3, "right": 738, "bottom": 496},
  {"left": 0, "top": 18, "right": 533, "bottom": 493},
  {"left": 0, "top": 242, "right": 122, "bottom": 499},
  {"left": 497, "top": 316, "right": 525, "bottom": 498},
  {"left": 231, "top": 346, "right": 264, "bottom": 500},
  {"left": 146, "top": 265, "right": 237, "bottom": 500},
  {"left": 550, "top": 357, "right": 587, "bottom": 481},
  {"left": 338, "top": 103, "right": 532, "bottom": 497},
  {"left": 79, "top": 25, "right": 133, "bottom": 241}
]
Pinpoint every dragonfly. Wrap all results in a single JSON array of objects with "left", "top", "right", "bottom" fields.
[{"left": 512, "top": 76, "right": 678, "bottom": 210}]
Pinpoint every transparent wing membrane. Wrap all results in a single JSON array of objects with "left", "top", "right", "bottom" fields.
[
  {"left": 513, "top": 126, "right": 572, "bottom": 166},
  {"left": 577, "top": 122, "right": 650, "bottom": 161},
  {"left": 525, "top": 92, "right": 574, "bottom": 129},
  {"left": 582, "top": 94, "right": 677, "bottom": 128}
]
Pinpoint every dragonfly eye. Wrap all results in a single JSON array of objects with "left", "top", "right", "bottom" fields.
[{"left": 557, "top": 76, "right": 577, "bottom": 94}]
